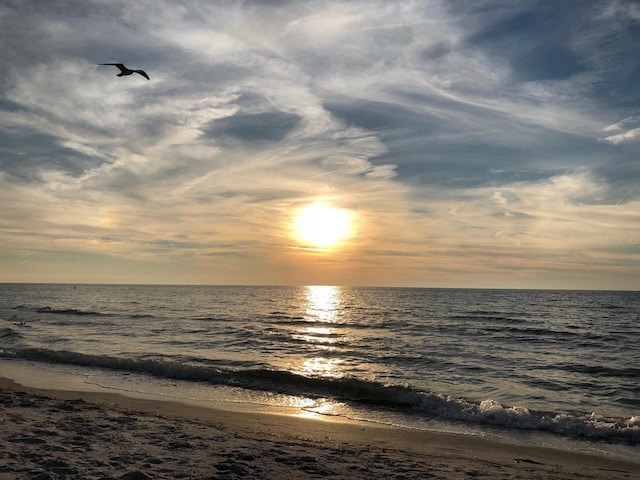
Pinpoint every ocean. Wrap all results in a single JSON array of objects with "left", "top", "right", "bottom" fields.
[{"left": 1, "top": 284, "right": 638, "bottom": 458}]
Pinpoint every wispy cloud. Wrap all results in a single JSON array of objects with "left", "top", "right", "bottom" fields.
[{"left": 599, "top": 117, "right": 640, "bottom": 144}]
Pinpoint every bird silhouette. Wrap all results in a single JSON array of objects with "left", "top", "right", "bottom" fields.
[{"left": 98, "top": 63, "right": 150, "bottom": 80}]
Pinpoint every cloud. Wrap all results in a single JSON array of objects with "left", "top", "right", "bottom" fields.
[
  {"left": 599, "top": 127, "right": 640, "bottom": 145},
  {"left": 492, "top": 191, "right": 507, "bottom": 206},
  {"left": 599, "top": 117, "right": 640, "bottom": 144},
  {"left": 205, "top": 111, "right": 301, "bottom": 144}
]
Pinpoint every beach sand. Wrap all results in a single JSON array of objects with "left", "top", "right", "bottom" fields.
[{"left": 0, "top": 377, "right": 637, "bottom": 479}]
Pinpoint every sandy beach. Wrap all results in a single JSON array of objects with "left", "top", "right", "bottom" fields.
[{"left": 1, "top": 377, "right": 637, "bottom": 480}]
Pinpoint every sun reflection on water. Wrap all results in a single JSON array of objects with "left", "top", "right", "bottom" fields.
[
  {"left": 289, "top": 286, "right": 348, "bottom": 384},
  {"left": 305, "top": 285, "right": 340, "bottom": 323},
  {"left": 298, "top": 357, "right": 344, "bottom": 378},
  {"left": 295, "top": 398, "right": 349, "bottom": 422}
]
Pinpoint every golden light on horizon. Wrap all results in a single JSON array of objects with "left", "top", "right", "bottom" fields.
[{"left": 293, "top": 203, "right": 352, "bottom": 249}]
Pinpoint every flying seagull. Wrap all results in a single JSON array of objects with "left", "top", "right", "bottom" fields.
[{"left": 98, "top": 63, "right": 150, "bottom": 80}]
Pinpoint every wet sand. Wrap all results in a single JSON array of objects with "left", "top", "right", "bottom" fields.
[{"left": 0, "top": 377, "right": 637, "bottom": 479}]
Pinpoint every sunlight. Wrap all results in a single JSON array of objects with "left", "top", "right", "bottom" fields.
[
  {"left": 305, "top": 285, "right": 340, "bottom": 323},
  {"left": 295, "top": 398, "right": 345, "bottom": 421},
  {"left": 293, "top": 203, "right": 352, "bottom": 249},
  {"left": 292, "top": 326, "right": 339, "bottom": 350},
  {"left": 288, "top": 286, "right": 347, "bottom": 380},
  {"left": 297, "top": 357, "right": 344, "bottom": 379}
]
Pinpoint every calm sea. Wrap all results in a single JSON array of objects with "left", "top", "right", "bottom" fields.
[{"left": 1, "top": 284, "right": 638, "bottom": 456}]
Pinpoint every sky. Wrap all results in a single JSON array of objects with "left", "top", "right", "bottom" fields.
[{"left": 0, "top": 0, "right": 639, "bottom": 289}]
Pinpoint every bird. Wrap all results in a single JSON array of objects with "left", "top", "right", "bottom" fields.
[{"left": 98, "top": 63, "right": 150, "bottom": 80}]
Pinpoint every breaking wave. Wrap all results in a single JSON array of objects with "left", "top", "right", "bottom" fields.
[{"left": 2, "top": 347, "right": 638, "bottom": 446}]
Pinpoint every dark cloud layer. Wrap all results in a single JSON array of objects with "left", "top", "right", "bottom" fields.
[
  {"left": 205, "top": 111, "right": 301, "bottom": 144},
  {"left": 0, "top": 132, "right": 98, "bottom": 181},
  {"left": 466, "top": 4, "right": 587, "bottom": 83}
]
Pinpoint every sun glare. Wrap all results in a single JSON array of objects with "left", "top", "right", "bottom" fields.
[{"left": 294, "top": 203, "right": 352, "bottom": 249}]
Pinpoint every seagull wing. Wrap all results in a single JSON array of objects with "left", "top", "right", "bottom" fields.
[
  {"left": 98, "top": 63, "right": 128, "bottom": 73},
  {"left": 134, "top": 70, "right": 150, "bottom": 80}
]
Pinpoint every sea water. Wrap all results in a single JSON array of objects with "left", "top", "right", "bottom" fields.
[{"left": 1, "top": 284, "right": 638, "bottom": 458}]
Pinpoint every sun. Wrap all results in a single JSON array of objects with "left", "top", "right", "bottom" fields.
[{"left": 294, "top": 203, "right": 352, "bottom": 248}]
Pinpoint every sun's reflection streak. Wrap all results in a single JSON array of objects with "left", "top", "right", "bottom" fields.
[
  {"left": 291, "top": 326, "right": 340, "bottom": 347},
  {"left": 287, "top": 286, "right": 354, "bottom": 418},
  {"left": 305, "top": 285, "right": 340, "bottom": 323},
  {"left": 298, "top": 357, "right": 344, "bottom": 378},
  {"left": 290, "top": 286, "right": 348, "bottom": 380}
]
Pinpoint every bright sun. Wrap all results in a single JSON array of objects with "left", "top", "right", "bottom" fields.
[{"left": 294, "top": 203, "right": 352, "bottom": 248}]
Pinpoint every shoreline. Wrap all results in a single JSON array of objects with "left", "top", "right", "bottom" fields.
[{"left": 1, "top": 376, "right": 638, "bottom": 479}]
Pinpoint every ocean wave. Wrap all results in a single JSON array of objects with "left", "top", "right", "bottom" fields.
[
  {"left": 266, "top": 312, "right": 305, "bottom": 320},
  {"left": 37, "top": 307, "right": 107, "bottom": 316},
  {"left": 4, "top": 348, "right": 225, "bottom": 382},
  {"left": 551, "top": 363, "right": 640, "bottom": 379},
  {"left": 262, "top": 314, "right": 317, "bottom": 325},
  {"left": 13, "top": 305, "right": 111, "bottom": 317},
  {"left": 2, "top": 347, "right": 638, "bottom": 445},
  {"left": 0, "top": 326, "right": 22, "bottom": 341},
  {"left": 191, "top": 316, "right": 235, "bottom": 323},
  {"left": 450, "top": 314, "right": 528, "bottom": 323}
]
